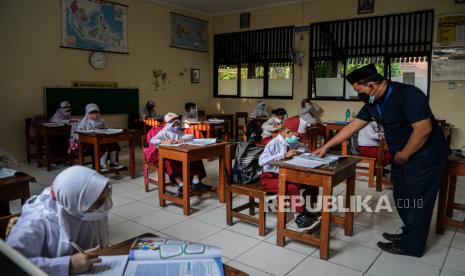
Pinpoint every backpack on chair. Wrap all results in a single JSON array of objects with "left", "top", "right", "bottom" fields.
[{"left": 232, "top": 142, "right": 264, "bottom": 184}]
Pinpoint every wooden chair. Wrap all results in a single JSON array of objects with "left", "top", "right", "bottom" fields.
[
  {"left": 225, "top": 143, "right": 272, "bottom": 236},
  {"left": 342, "top": 137, "right": 390, "bottom": 191},
  {"left": 0, "top": 214, "right": 18, "bottom": 240},
  {"left": 143, "top": 118, "right": 162, "bottom": 134},
  {"left": 25, "top": 116, "right": 47, "bottom": 163},
  {"left": 141, "top": 135, "right": 157, "bottom": 192},
  {"left": 235, "top": 112, "right": 248, "bottom": 142},
  {"left": 206, "top": 114, "right": 234, "bottom": 141}
]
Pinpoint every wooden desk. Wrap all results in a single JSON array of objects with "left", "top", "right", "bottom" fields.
[
  {"left": 36, "top": 124, "right": 71, "bottom": 171},
  {"left": 158, "top": 142, "right": 228, "bottom": 215},
  {"left": 324, "top": 122, "right": 349, "bottom": 142},
  {"left": 249, "top": 117, "right": 268, "bottom": 126},
  {"left": 207, "top": 114, "right": 234, "bottom": 138},
  {"left": 436, "top": 152, "right": 465, "bottom": 233},
  {"left": 77, "top": 130, "right": 136, "bottom": 178},
  {"left": 0, "top": 175, "right": 35, "bottom": 205},
  {"left": 98, "top": 233, "right": 248, "bottom": 276},
  {"left": 275, "top": 157, "right": 360, "bottom": 260},
  {"left": 188, "top": 121, "right": 231, "bottom": 142},
  {"left": 301, "top": 126, "right": 319, "bottom": 151}
]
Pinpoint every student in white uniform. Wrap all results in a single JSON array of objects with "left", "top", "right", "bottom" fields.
[
  {"left": 298, "top": 99, "right": 320, "bottom": 133},
  {"left": 50, "top": 101, "right": 72, "bottom": 124},
  {"left": 250, "top": 101, "right": 269, "bottom": 118},
  {"left": 139, "top": 100, "right": 157, "bottom": 120},
  {"left": 73, "top": 103, "right": 122, "bottom": 171},
  {"left": 6, "top": 166, "right": 112, "bottom": 276},
  {"left": 357, "top": 121, "right": 392, "bottom": 164},
  {"left": 261, "top": 108, "right": 287, "bottom": 145}
]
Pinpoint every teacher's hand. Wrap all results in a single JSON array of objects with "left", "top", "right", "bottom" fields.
[
  {"left": 394, "top": 151, "right": 409, "bottom": 165},
  {"left": 313, "top": 146, "right": 328, "bottom": 158}
]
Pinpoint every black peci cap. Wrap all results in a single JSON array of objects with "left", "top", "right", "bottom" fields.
[{"left": 346, "top": 64, "right": 379, "bottom": 84}]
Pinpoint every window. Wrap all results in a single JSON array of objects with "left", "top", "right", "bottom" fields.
[
  {"left": 214, "top": 26, "right": 294, "bottom": 99},
  {"left": 309, "top": 10, "right": 434, "bottom": 100}
]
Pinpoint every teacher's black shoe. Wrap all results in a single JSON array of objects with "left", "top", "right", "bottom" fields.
[
  {"left": 382, "top": 232, "right": 402, "bottom": 242},
  {"left": 377, "top": 242, "right": 411, "bottom": 256}
]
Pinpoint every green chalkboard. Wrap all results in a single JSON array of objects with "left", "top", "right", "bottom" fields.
[{"left": 44, "top": 87, "right": 139, "bottom": 117}]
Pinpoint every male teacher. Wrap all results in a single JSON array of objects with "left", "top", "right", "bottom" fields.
[{"left": 314, "top": 64, "right": 450, "bottom": 257}]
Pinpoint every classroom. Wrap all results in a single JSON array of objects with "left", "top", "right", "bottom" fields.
[{"left": 1, "top": 0, "right": 465, "bottom": 275}]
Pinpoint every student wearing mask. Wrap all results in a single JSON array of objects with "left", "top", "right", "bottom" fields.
[
  {"left": 298, "top": 99, "right": 320, "bottom": 133},
  {"left": 6, "top": 166, "right": 112, "bottom": 276},
  {"left": 358, "top": 121, "right": 392, "bottom": 165},
  {"left": 140, "top": 100, "right": 157, "bottom": 120},
  {"left": 74, "top": 104, "right": 122, "bottom": 171},
  {"left": 261, "top": 108, "right": 287, "bottom": 145},
  {"left": 50, "top": 101, "right": 72, "bottom": 124},
  {"left": 250, "top": 101, "right": 269, "bottom": 119},
  {"left": 259, "top": 120, "right": 320, "bottom": 231},
  {"left": 150, "top": 112, "right": 210, "bottom": 196}
]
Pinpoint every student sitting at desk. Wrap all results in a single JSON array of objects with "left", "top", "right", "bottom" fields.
[
  {"left": 73, "top": 103, "right": 123, "bottom": 171},
  {"left": 250, "top": 101, "right": 269, "bottom": 119},
  {"left": 298, "top": 99, "right": 320, "bottom": 133},
  {"left": 182, "top": 102, "right": 205, "bottom": 138},
  {"left": 140, "top": 100, "right": 157, "bottom": 120},
  {"left": 261, "top": 108, "right": 287, "bottom": 145},
  {"left": 259, "top": 121, "right": 320, "bottom": 230},
  {"left": 358, "top": 121, "right": 392, "bottom": 165},
  {"left": 6, "top": 166, "right": 112, "bottom": 275},
  {"left": 50, "top": 101, "right": 73, "bottom": 124},
  {"left": 150, "top": 112, "right": 210, "bottom": 196}
]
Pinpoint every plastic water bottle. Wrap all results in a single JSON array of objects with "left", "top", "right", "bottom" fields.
[{"left": 345, "top": 109, "right": 351, "bottom": 122}]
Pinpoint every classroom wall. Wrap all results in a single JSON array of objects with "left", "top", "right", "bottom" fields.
[
  {"left": 0, "top": 0, "right": 210, "bottom": 160},
  {"left": 208, "top": 0, "right": 465, "bottom": 149}
]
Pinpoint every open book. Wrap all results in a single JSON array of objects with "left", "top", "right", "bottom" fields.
[
  {"left": 123, "top": 237, "right": 224, "bottom": 276},
  {"left": 184, "top": 138, "right": 217, "bottom": 146},
  {"left": 79, "top": 128, "right": 123, "bottom": 135}
]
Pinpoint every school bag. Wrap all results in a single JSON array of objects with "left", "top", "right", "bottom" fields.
[
  {"left": 349, "top": 132, "right": 360, "bottom": 155},
  {"left": 232, "top": 142, "right": 264, "bottom": 184},
  {"left": 144, "top": 124, "right": 165, "bottom": 164}
]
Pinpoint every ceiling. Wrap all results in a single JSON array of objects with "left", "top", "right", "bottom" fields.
[{"left": 145, "top": 0, "right": 304, "bottom": 16}]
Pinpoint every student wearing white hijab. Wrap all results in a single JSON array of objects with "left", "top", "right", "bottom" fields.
[
  {"left": 298, "top": 99, "right": 321, "bottom": 133},
  {"left": 74, "top": 103, "right": 122, "bottom": 171},
  {"left": 6, "top": 166, "right": 112, "bottom": 276},
  {"left": 151, "top": 112, "right": 210, "bottom": 195},
  {"left": 50, "top": 101, "right": 72, "bottom": 124},
  {"left": 250, "top": 101, "right": 269, "bottom": 119}
]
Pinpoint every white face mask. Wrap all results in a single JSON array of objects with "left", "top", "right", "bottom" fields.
[{"left": 82, "top": 197, "right": 113, "bottom": 221}]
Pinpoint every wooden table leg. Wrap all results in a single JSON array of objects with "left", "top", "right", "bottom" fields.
[
  {"left": 182, "top": 157, "right": 191, "bottom": 216},
  {"left": 276, "top": 171, "right": 287, "bottom": 247},
  {"left": 36, "top": 136, "right": 42, "bottom": 168},
  {"left": 436, "top": 171, "right": 449, "bottom": 234},
  {"left": 320, "top": 178, "right": 333, "bottom": 260},
  {"left": 94, "top": 142, "right": 101, "bottom": 173},
  {"left": 129, "top": 136, "right": 136, "bottom": 179},
  {"left": 218, "top": 152, "right": 225, "bottom": 203},
  {"left": 44, "top": 134, "right": 51, "bottom": 171},
  {"left": 78, "top": 142, "right": 85, "bottom": 165},
  {"left": 158, "top": 157, "right": 166, "bottom": 207},
  {"left": 345, "top": 174, "right": 355, "bottom": 236},
  {"left": 446, "top": 175, "right": 456, "bottom": 218}
]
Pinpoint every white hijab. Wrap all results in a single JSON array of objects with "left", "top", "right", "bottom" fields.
[
  {"left": 78, "top": 103, "right": 105, "bottom": 130},
  {"left": 22, "top": 166, "right": 111, "bottom": 256}
]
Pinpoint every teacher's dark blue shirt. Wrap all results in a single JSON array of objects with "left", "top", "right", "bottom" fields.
[{"left": 356, "top": 81, "right": 450, "bottom": 163}]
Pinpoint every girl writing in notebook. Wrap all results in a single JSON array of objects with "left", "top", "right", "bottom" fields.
[{"left": 7, "top": 166, "right": 112, "bottom": 275}]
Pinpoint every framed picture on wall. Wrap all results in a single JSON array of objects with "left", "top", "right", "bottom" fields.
[
  {"left": 358, "top": 0, "right": 374, "bottom": 14},
  {"left": 170, "top": 13, "right": 208, "bottom": 52},
  {"left": 191, "top": 69, "right": 200, "bottom": 84},
  {"left": 240, "top": 13, "right": 251, "bottom": 28}
]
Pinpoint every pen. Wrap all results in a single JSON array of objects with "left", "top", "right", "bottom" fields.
[{"left": 69, "top": 240, "right": 85, "bottom": 254}]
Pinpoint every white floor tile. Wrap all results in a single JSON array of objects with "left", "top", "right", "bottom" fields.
[
  {"left": 444, "top": 248, "right": 465, "bottom": 273},
  {"left": 110, "top": 181, "right": 139, "bottom": 193},
  {"left": 118, "top": 187, "right": 156, "bottom": 200},
  {"left": 109, "top": 221, "right": 153, "bottom": 244},
  {"left": 235, "top": 242, "right": 306, "bottom": 276},
  {"left": 452, "top": 231, "right": 465, "bottom": 250},
  {"left": 311, "top": 238, "right": 380, "bottom": 272},
  {"left": 440, "top": 269, "right": 465, "bottom": 276},
  {"left": 200, "top": 229, "right": 261, "bottom": 259},
  {"left": 140, "top": 195, "right": 160, "bottom": 207},
  {"left": 110, "top": 201, "right": 158, "bottom": 219},
  {"left": 354, "top": 212, "right": 403, "bottom": 233},
  {"left": 134, "top": 210, "right": 187, "bottom": 231},
  {"left": 108, "top": 213, "right": 127, "bottom": 226},
  {"left": 333, "top": 225, "right": 385, "bottom": 250},
  {"left": 111, "top": 194, "right": 135, "bottom": 207},
  {"left": 368, "top": 252, "right": 441, "bottom": 276},
  {"left": 194, "top": 207, "right": 230, "bottom": 228},
  {"left": 287, "top": 256, "right": 363, "bottom": 276},
  {"left": 161, "top": 219, "right": 222, "bottom": 242},
  {"left": 400, "top": 242, "right": 450, "bottom": 268},
  {"left": 264, "top": 233, "right": 318, "bottom": 255},
  {"left": 226, "top": 261, "right": 274, "bottom": 276},
  {"left": 226, "top": 220, "right": 275, "bottom": 241},
  {"left": 428, "top": 228, "right": 456, "bottom": 247}
]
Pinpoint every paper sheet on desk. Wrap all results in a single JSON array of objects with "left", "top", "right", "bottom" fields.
[
  {"left": 123, "top": 258, "right": 223, "bottom": 276},
  {"left": 284, "top": 158, "right": 324, "bottom": 168},
  {"left": 0, "top": 168, "right": 16, "bottom": 179},
  {"left": 80, "top": 255, "right": 128, "bottom": 276}
]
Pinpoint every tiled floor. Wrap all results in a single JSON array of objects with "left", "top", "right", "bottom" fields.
[{"left": 10, "top": 148, "right": 465, "bottom": 276}]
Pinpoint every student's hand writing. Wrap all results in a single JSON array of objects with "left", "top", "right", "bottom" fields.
[
  {"left": 161, "top": 139, "right": 174, "bottom": 145},
  {"left": 69, "top": 246, "right": 101, "bottom": 274},
  {"left": 313, "top": 146, "right": 328, "bottom": 157},
  {"left": 285, "top": 150, "right": 298, "bottom": 158}
]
